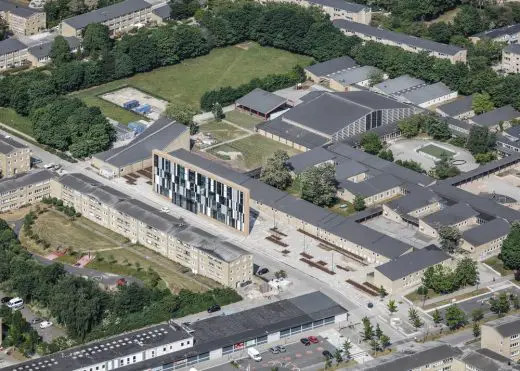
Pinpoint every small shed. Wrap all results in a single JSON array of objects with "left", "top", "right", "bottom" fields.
[{"left": 235, "top": 88, "right": 289, "bottom": 120}]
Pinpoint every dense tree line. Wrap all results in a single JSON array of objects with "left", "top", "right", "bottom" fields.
[
  {"left": 421, "top": 258, "right": 479, "bottom": 294},
  {"left": 0, "top": 305, "right": 41, "bottom": 356},
  {"left": 0, "top": 218, "right": 241, "bottom": 345}
]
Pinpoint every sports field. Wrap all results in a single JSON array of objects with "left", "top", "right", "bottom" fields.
[
  {"left": 73, "top": 43, "right": 312, "bottom": 123},
  {"left": 418, "top": 144, "right": 455, "bottom": 160}
]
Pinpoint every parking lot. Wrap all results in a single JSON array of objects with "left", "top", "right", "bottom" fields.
[{"left": 209, "top": 336, "right": 338, "bottom": 371}]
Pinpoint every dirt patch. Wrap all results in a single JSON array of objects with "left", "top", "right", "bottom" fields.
[{"left": 236, "top": 42, "right": 253, "bottom": 50}]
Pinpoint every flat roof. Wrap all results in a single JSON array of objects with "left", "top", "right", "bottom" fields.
[
  {"left": 422, "top": 203, "right": 478, "bottom": 227},
  {"left": 0, "top": 38, "right": 27, "bottom": 55},
  {"left": 373, "top": 75, "right": 425, "bottom": 95},
  {"left": 0, "top": 169, "right": 53, "bottom": 195},
  {"left": 398, "top": 82, "right": 454, "bottom": 105},
  {"left": 375, "top": 245, "right": 451, "bottom": 281},
  {"left": 340, "top": 173, "right": 402, "bottom": 197},
  {"left": 235, "top": 88, "right": 288, "bottom": 115},
  {"left": 94, "top": 117, "right": 188, "bottom": 168},
  {"left": 333, "top": 19, "right": 465, "bottom": 56},
  {"left": 305, "top": 56, "right": 357, "bottom": 77},
  {"left": 256, "top": 116, "right": 329, "bottom": 150},
  {"left": 436, "top": 95, "right": 474, "bottom": 117},
  {"left": 462, "top": 218, "right": 510, "bottom": 246},
  {"left": 62, "top": 0, "right": 151, "bottom": 30},
  {"left": 471, "top": 105, "right": 520, "bottom": 128}
]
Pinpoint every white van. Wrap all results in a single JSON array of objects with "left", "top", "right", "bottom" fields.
[
  {"left": 248, "top": 347, "right": 262, "bottom": 362},
  {"left": 7, "top": 297, "right": 23, "bottom": 310}
]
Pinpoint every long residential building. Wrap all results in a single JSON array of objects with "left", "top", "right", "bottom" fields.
[
  {"left": 0, "top": 38, "right": 28, "bottom": 69},
  {"left": 51, "top": 173, "right": 252, "bottom": 288},
  {"left": 0, "top": 136, "right": 30, "bottom": 177},
  {"left": 482, "top": 316, "right": 520, "bottom": 362},
  {"left": 0, "top": 169, "right": 53, "bottom": 212},
  {"left": 333, "top": 19, "right": 467, "bottom": 64},
  {"left": 0, "top": 0, "right": 46, "bottom": 36},
  {"left": 60, "top": 0, "right": 152, "bottom": 37}
]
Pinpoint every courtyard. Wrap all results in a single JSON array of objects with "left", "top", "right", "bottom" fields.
[
  {"left": 363, "top": 216, "right": 437, "bottom": 249},
  {"left": 388, "top": 138, "right": 478, "bottom": 172},
  {"left": 459, "top": 172, "right": 520, "bottom": 207}
]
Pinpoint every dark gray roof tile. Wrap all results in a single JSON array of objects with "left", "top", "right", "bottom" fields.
[
  {"left": 235, "top": 88, "right": 287, "bottom": 115},
  {"left": 305, "top": 56, "right": 357, "bottom": 77},
  {"left": 462, "top": 218, "right": 510, "bottom": 246}
]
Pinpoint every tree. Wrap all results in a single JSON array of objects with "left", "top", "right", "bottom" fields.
[
  {"left": 474, "top": 152, "right": 497, "bottom": 164},
  {"left": 353, "top": 195, "right": 366, "bottom": 212},
  {"left": 512, "top": 294, "right": 520, "bottom": 310},
  {"left": 300, "top": 163, "right": 337, "bottom": 207},
  {"left": 454, "top": 5, "right": 485, "bottom": 36},
  {"left": 378, "top": 149, "right": 394, "bottom": 161},
  {"left": 82, "top": 23, "right": 112, "bottom": 58},
  {"left": 274, "top": 270, "right": 287, "bottom": 279},
  {"left": 260, "top": 150, "right": 292, "bottom": 190},
  {"left": 431, "top": 152, "right": 460, "bottom": 180},
  {"left": 454, "top": 258, "right": 479, "bottom": 288},
  {"left": 467, "top": 126, "right": 495, "bottom": 155},
  {"left": 360, "top": 132, "right": 383, "bottom": 155},
  {"left": 49, "top": 36, "right": 72, "bottom": 65},
  {"left": 165, "top": 101, "right": 198, "bottom": 126},
  {"left": 408, "top": 308, "right": 422, "bottom": 329},
  {"left": 501, "top": 221, "right": 520, "bottom": 270},
  {"left": 398, "top": 115, "right": 422, "bottom": 138},
  {"left": 324, "top": 356, "right": 333, "bottom": 369},
  {"left": 395, "top": 159, "right": 426, "bottom": 174},
  {"left": 212, "top": 102, "right": 224, "bottom": 121},
  {"left": 170, "top": 0, "right": 200, "bottom": 20},
  {"left": 334, "top": 349, "right": 343, "bottom": 365},
  {"left": 369, "top": 338, "right": 379, "bottom": 354},
  {"left": 472, "top": 92, "right": 495, "bottom": 114},
  {"left": 473, "top": 322, "right": 481, "bottom": 338},
  {"left": 489, "top": 293, "right": 510, "bottom": 317},
  {"left": 432, "top": 308, "right": 443, "bottom": 325},
  {"left": 343, "top": 340, "right": 352, "bottom": 360},
  {"left": 445, "top": 304, "right": 467, "bottom": 330},
  {"left": 387, "top": 299, "right": 397, "bottom": 314},
  {"left": 368, "top": 69, "right": 385, "bottom": 87},
  {"left": 362, "top": 316, "right": 374, "bottom": 341},
  {"left": 375, "top": 323, "right": 383, "bottom": 339},
  {"left": 471, "top": 308, "right": 484, "bottom": 323},
  {"left": 438, "top": 225, "right": 461, "bottom": 253},
  {"left": 379, "top": 285, "right": 388, "bottom": 299},
  {"left": 379, "top": 334, "right": 390, "bottom": 350},
  {"left": 425, "top": 118, "right": 451, "bottom": 141}
]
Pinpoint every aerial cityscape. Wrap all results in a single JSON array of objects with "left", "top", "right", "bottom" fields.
[{"left": 2, "top": 0, "right": 520, "bottom": 370}]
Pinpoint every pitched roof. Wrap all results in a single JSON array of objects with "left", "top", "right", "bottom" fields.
[
  {"left": 152, "top": 3, "right": 171, "bottom": 19},
  {"left": 0, "top": 136, "right": 27, "bottom": 154},
  {"left": 94, "top": 117, "right": 188, "bottom": 168},
  {"left": 333, "top": 19, "right": 465, "bottom": 56},
  {"left": 474, "top": 23, "right": 520, "bottom": 39},
  {"left": 398, "top": 82, "right": 454, "bottom": 105},
  {"left": 375, "top": 245, "right": 451, "bottom": 281},
  {"left": 28, "top": 36, "right": 81, "bottom": 59},
  {"left": 372, "top": 75, "right": 425, "bottom": 95},
  {"left": 340, "top": 173, "right": 402, "bottom": 197},
  {"left": 504, "top": 43, "right": 520, "bottom": 54},
  {"left": 62, "top": 0, "right": 151, "bottom": 30},
  {"left": 484, "top": 315, "right": 520, "bottom": 337},
  {"left": 436, "top": 95, "right": 474, "bottom": 117},
  {"left": 288, "top": 146, "right": 337, "bottom": 173},
  {"left": 328, "top": 65, "right": 381, "bottom": 86},
  {"left": 461, "top": 350, "right": 515, "bottom": 371},
  {"left": 462, "top": 218, "right": 510, "bottom": 246},
  {"left": 0, "top": 0, "right": 39, "bottom": 17},
  {"left": 471, "top": 105, "right": 520, "bottom": 128},
  {"left": 256, "top": 117, "right": 329, "bottom": 150},
  {"left": 235, "top": 88, "right": 287, "bottom": 115},
  {"left": 386, "top": 188, "right": 440, "bottom": 215},
  {"left": 0, "top": 38, "right": 27, "bottom": 55},
  {"left": 309, "top": 0, "right": 368, "bottom": 13},
  {"left": 422, "top": 203, "right": 478, "bottom": 227},
  {"left": 305, "top": 56, "right": 358, "bottom": 77},
  {"left": 0, "top": 169, "right": 53, "bottom": 195}
]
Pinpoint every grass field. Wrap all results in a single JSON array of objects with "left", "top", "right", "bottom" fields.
[
  {"left": 208, "top": 134, "right": 301, "bottom": 170},
  {"left": 224, "top": 110, "right": 263, "bottom": 131},
  {"left": 0, "top": 107, "right": 34, "bottom": 136},
  {"left": 484, "top": 256, "right": 513, "bottom": 276},
  {"left": 418, "top": 144, "right": 455, "bottom": 160},
  {"left": 199, "top": 120, "right": 248, "bottom": 144},
  {"left": 73, "top": 44, "right": 312, "bottom": 121}
]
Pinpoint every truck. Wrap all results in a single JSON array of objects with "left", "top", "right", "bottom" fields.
[{"left": 248, "top": 347, "right": 262, "bottom": 362}]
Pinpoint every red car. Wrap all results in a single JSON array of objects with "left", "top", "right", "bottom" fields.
[
  {"left": 116, "top": 278, "right": 127, "bottom": 287},
  {"left": 308, "top": 336, "right": 319, "bottom": 344}
]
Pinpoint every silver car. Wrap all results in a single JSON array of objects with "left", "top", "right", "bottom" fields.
[{"left": 269, "top": 346, "right": 280, "bottom": 354}]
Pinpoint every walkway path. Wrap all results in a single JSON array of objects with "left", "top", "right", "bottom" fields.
[{"left": 201, "top": 132, "right": 253, "bottom": 151}]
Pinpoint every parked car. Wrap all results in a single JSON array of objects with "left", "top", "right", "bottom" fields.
[
  {"left": 269, "top": 346, "right": 279, "bottom": 354},
  {"left": 257, "top": 268, "right": 269, "bottom": 275},
  {"left": 39, "top": 321, "right": 52, "bottom": 329},
  {"left": 300, "top": 338, "right": 311, "bottom": 346},
  {"left": 7, "top": 297, "right": 23, "bottom": 310},
  {"left": 31, "top": 318, "right": 42, "bottom": 324},
  {"left": 207, "top": 304, "right": 221, "bottom": 313},
  {"left": 161, "top": 207, "right": 170, "bottom": 213},
  {"left": 248, "top": 347, "right": 262, "bottom": 361},
  {"left": 308, "top": 336, "right": 319, "bottom": 344},
  {"left": 116, "top": 278, "right": 127, "bottom": 287},
  {"left": 322, "top": 350, "right": 333, "bottom": 360},
  {"left": 367, "top": 302, "right": 374, "bottom": 308},
  {"left": 276, "top": 345, "right": 286, "bottom": 353},
  {"left": 1, "top": 296, "right": 12, "bottom": 304}
]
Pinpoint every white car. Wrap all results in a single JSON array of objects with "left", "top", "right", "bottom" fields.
[
  {"left": 161, "top": 207, "right": 170, "bottom": 213},
  {"left": 39, "top": 321, "right": 52, "bottom": 329}
]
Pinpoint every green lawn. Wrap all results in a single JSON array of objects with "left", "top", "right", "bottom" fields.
[
  {"left": 199, "top": 120, "right": 248, "bottom": 144},
  {"left": 484, "top": 256, "right": 513, "bottom": 276},
  {"left": 77, "top": 87, "right": 144, "bottom": 124},
  {"left": 224, "top": 110, "right": 263, "bottom": 131},
  {"left": 418, "top": 144, "right": 455, "bottom": 160},
  {"left": 208, "top": 134, "right": 301, "bottom": 170},
  {"left": 0, "top": 108, "right": 34, "bottom": 136},
  {"left": 73, "top": 43, "right": 312, "bottom": 120}
]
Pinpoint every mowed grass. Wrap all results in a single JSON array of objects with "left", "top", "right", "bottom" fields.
[
  {"left": 484, "top": 256, "right": 513, "bottom": 276},
  {"left": 224, "top": 110, "right": 263, "bottom": 131},
  {"left": 77, "top": 88, "right": 144, "bottom": 124},
  {"left": 418, "top": 144, "right": 455, "bottom": 160},
  {"left": 199, "top": 120, "right": 248, "bottom": 143},
  {"left": 73, "top": 43, "right": 312, "bottom": 116},
  {"left": 0, "top": 107, "right": 34, "bottom": 136},
  {"left": 208, "top": 134, "right": 301, "bottom": 170}
]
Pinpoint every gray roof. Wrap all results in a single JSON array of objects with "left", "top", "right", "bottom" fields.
[
  {"left": 328, "top": 65, "right": 381, "bottom": 86},
  {"left": 0, "top": 169, "right": 53, "bottom": 195},
  {"left": 305, "top": 56, "right": 358, "bottom": 77},
  {"left": 59, "top": 173, "right": 129, "bottom": 206},
  {"left": 504, "top": 43, "right": 520, "bottom": 54},
  {"left": 235, "top": 88, "right": 287, "bottom": 115},
  {"left": 152, "top": 3, "right": 171, "bottom": 19},
  {"left": 333, "top": 19, "right": 465, "bottom": 56},
  {"left": 436, "top": 95, "right": 474, "bottom": 117},
  {"left": 398, "top": 82, "right": 454, "bottom": 105},
  {"left": 375, "top": 245, "right": 451, "bottom": 281},
  {"left": 505, "top": 125, "right": 520, "bottom": 139},
  {"left": 372, "top": 75, "right": 425, "bottom": 95},
  {"left": 0, "top": 1, "right": 40, "bottom": 17},
  {"left": 422, "top": 203, "right": 478, "bottom": 227},
  {"left": 474, "top": 23, "right": 520, "bottom": 39},
  {"left": 335, "top": 159, "right": 367, "bottom": 179},
  {"left": 288, "top": 146, "right": 337, "bottom": 173},
  {"left": 94, "top": 117, "right": 188, "bottom": 168},
  {"left": 0, "top": 136, "right": 26, "bottom": 154},
  {"left": 0, "top": 38, "right": 27, "bottom": 55},
  {"left": 340, "top": 173, "right": 402, "bottom": 197},
  {"left": 62, "top": 0, "right": 151, "bottom": 30},
  {"left": 461, "top": 350, "right": 514, "bottom": 371},
  {"left": 447, "top": 154, "right": 520, "bottom": 188},
  {"left": 309, "top": 0, "right": 368, "bottom": 13},
  {"left": 484, "top": 315, "right": 520, "bottom": 337},
  {"left": 471, "top": 105, "right": 520, "bottom": 128},
  {"left": 386, "top": 188, "right": 440, "bottom": 215},
  {"left": 28, "top": 36, "right": 81, "bottom": 59},
  {"left": 462, "top": 218, "right": 510, "bottom": 246},
  {"left": 256, "top": 116, "right": 329, "bottom": 150}
]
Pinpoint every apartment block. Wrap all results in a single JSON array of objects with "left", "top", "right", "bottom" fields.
[
  {"left": 153, "top": 149, "right": 250, "bottom": 235},
  {"left": 461, "top": 218, "right": 510, "bottom": 261},
  {"left": 0, "top": 136, "right": 30, "bottom": 177},
  {"left": 0, "top": 38, "right": 28, "bottom": 69},
  {"left": 503, "top": 43, "right": 520, "bottom": 73},
  {"left": 0, "top": 170, "right": 53, "bottom": 212},
  {"left": 481, "top": 316, "right": 520, "bottom": 362},
  {"left": 0, "top": 1, "right": 46, "bottom": 36},
  {"left": 333, "top": 19, "right": 467, "bottom": 64},
  {"left": 60, "top": 0, "right": 152, "bottom": 37},
  {"left": 52, "top": 173, "right": 252, "bottom": 287}
]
